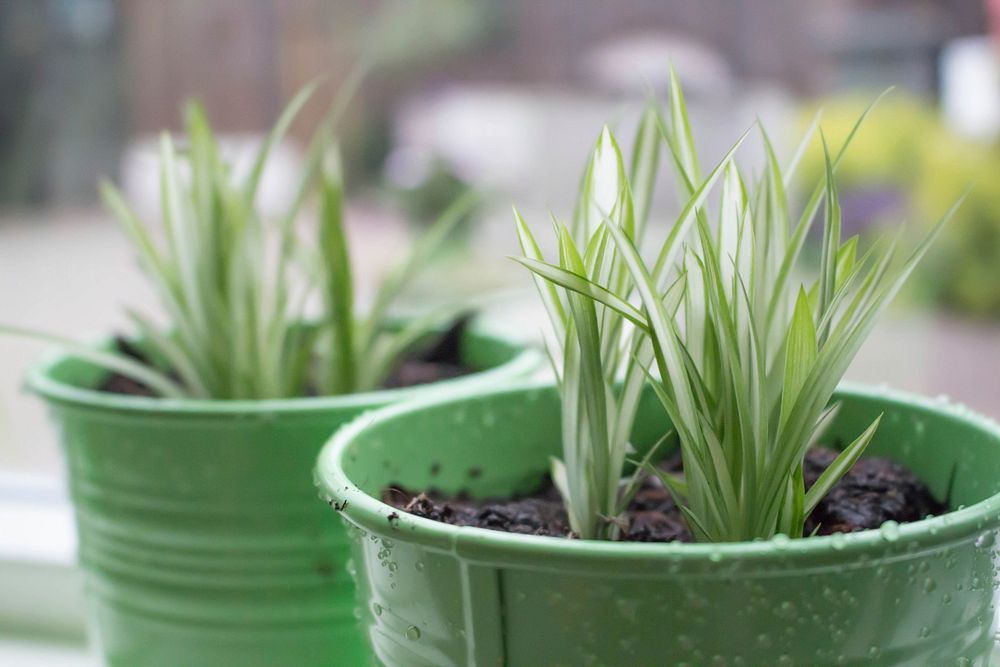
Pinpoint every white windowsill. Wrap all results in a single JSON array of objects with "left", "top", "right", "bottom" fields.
[
  {"left": 0, "top": 473, "right": 93, "bottom": 665},
  {"left": 0, "top": 473, "right": 77, "bottom": 564}
]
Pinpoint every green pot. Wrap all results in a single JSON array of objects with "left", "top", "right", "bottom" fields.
[
  {"left": 28, "top": 328, "right": 539, "bottom": 667},
  {"left": 317, "top": 381, "right": 1000, "bottom": 666}
]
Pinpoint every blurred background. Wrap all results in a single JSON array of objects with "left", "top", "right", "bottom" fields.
[
  {"left": 2, "top": 0, "right": 1000, "bottom": 660},
  {"left": 1, "top": 0, "right": 999, "bottom": 512},
  {"left": 5, "top": 0, "right": 1000, "bottom": 471}
]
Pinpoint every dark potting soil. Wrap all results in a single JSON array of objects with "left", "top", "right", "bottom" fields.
[
  {"left": 380, "top": 316, "right": 472, "bottom": 389},
  {"left": 801, "top": 446, "right": 945, "bottom": 536},
  {"left": 383, "top": 446, "right": 946, "bottom": 542},
  {"left": 96, "top": 318, "right": 476, "bottom": 397},
  {"left": 98, "top": 336, "right": 162, "bottom": 397}
]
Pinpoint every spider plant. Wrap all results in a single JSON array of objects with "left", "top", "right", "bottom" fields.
[
  {"left": 515, "top": 73, "right": 961, "bottom": 542},
  {"left": 2, "top": 72, "right": 475, "bottom": 400},
  {"left": 312, "top": 146, "right": 479, "bottom": 396},
  {"left": 511, "top": 96, "right": 700, "bottom": 540}
]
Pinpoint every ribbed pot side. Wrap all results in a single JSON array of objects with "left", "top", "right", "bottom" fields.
[
  {"left": 30, "top": 330, "right": 539, "bottom": 667},
  {"left": 318, "top": 381, "right": 1000, "bottom": 667}
]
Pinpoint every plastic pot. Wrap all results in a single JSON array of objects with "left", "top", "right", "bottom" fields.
[
  {"left": 317, "top": 381, "right": 1000, "bottom": 666},
  {"left": 28, "top": 328, "right": 539, "bottom": 667}
]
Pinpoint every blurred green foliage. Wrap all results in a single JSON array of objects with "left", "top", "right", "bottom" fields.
[
  {"left": 800, "top": 95, "right": 1000, "bottom": 317},
  {"left": 364, "top": 0, "right": 504, "bottom": 68},
  {"left": 393, "top": 158, "right": 479, "bottom": 238},
  {"left": 346, "top": 0, "right": 509, "bottom": 186}
]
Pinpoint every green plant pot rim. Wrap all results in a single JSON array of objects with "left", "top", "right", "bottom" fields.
[
  {"left": 26, "top": 329, "right": 541, "bottom": 417},
  {"left": 317, "top": 379, "right": 1000, "bottom": 565}
]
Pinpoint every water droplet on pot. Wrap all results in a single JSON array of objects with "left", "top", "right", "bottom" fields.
[
  {"left": 405, "top": 625, "right": 421, "bottom": 640},
  {"left": 830, "top": 533, "right": 846, "bottom": 550},
  {"left": 777, "top": 655, "right": 793, "bottom": 666},
  {"left": 880, "top": 521, "right": 900, "bottom": 542},
  {"left": 373, "top": 603, "right": 383, "bottom": 616},
  {"left": 414, "top": 561, "right": 425, "bottom": 572},
  {"left": 919, "top": 626, "right": 930, "bottom": 638},
  {"left": 778, "top": 601, "right": 797, "bottom": 619},
  {"left": 757, "top": 633, "right": 772, "bottom": 649},
  {"left": 771, "top": 534, "right": 790, "bottom": 549},
  {"left": 616, "top": 598, "right": 638, "bottom": 622},
  {"left": 923, "top": 578, "right": 937, "bottom": 593}
]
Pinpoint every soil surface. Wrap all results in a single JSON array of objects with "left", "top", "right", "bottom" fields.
[
  {"left": 381, "top": 317, "right": 472, "bottom": 389},
  {"left": 98, "top": 337, "right": 163, "bottom": 397},
  {"left": 97, "top": 318, "right": 476, "bottom": 397},
  {"left": 383, "top": 446, "right": 946, "bottom": 541}
]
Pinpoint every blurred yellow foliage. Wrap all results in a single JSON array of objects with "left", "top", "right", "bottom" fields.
[{"left": 800, "top": 95, "right": 1000, "bottom": 317}]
